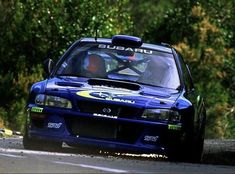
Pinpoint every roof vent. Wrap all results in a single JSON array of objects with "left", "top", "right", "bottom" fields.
[{"left": 112, "top": 35, "right": 142, "bottom": 47}]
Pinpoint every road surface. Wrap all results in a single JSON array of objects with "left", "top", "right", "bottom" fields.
[{"left": 0, "top": 138, "right": 234, "bottom": 173}]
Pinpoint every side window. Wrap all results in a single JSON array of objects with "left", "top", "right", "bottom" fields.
[{"left": 177, "top": 53, "right": 194, "bottom": 91}]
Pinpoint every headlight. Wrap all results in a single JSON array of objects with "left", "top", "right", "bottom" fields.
[
  {"left": 35, "top": 94, "right": 72, "bottom": 109},
  {"left": 142, "top": 109, "right": 181, "bottom": 122}
]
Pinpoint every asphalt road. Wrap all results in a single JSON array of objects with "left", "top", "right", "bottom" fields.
[{"left": 0, "top": 138, "right": 234, "bottom": 173}]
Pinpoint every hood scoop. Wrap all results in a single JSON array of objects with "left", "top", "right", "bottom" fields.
[
  {"left": 56, "top": 82, "right": 84, "bottom": 88},
  {"left": 88, "top": 78, "right": 141, "bottom": 91}
]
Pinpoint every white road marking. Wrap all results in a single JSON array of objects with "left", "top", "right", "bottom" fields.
[
  {"left": 0, "top": 153, "right": 26, "bottom": 158},
  {"left": 53, "top": 161, "right": 128, "bottom": 173},
  {"left": 0, "top": 147, "right": 79, "bottom": 157}
]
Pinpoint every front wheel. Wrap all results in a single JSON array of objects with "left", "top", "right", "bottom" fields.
[
  {"left": 23, "top": 126, "right": 62, "bottom": 152},
  {"left": 167, "top": 140, "right": 204, "bottom": 163},
  {"left": 191, "top": 119, "right": 206, "bottom": 163},
  {"left": 167, "top": 132, "right": 205, "bottom": 163},
  {"left": 23, "top": 127, "right": 41, "bottom": 150}
]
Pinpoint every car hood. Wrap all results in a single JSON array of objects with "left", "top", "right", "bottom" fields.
[{"left": 45, "top": 77, "right": 181, "bottom": 109}]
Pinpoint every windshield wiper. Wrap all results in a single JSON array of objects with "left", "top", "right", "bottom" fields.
[
  {"left": 114, "top": 78, "right": 169, "bottom": 89},
  {"left": 107, "top": 78, "right": 164, "bottom": 88},
  {"left": 55, "top": 74, "right": 86, "bottom": 78}
]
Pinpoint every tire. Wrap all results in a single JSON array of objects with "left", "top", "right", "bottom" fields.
[
  {"left": 191, "top": 118, "right": 206, "bottom": 163},
  {"left": 167, "top": 143, "right": 196, "bottom": 162},
  {"left": 168, "top": 113, "right": 206, "bottom": 163},
  {"left": 167, "top": 135, "right": 204, "bottom": 163},
  {"left": 168, "top": 123, "right": 205, "bottom": 163},
  {"left": 23, "top": 126, "right": 62, "bottom": 152},
  {"left": 23, "top": 126, "right": 41, "bottom": 150},
  {"left": 191, "top": 135, "right": 204, "bottom": 163}
]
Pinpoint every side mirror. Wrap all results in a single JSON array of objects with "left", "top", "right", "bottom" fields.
[{"left": 43, "top": 59, "right": 54, "bottom": 75}]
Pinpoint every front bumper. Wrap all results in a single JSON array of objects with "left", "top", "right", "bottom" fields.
[{"left": 26, "top": 105, "right": 185, "bottom": 154}]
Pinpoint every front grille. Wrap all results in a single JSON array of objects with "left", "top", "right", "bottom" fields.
[
  {"left": 66, "top": 117, "right": 117, "bottom": 139},
  {"left": 64, "top": 116, "right": 144, "bottom": 144},
  {"left": 77, "top": 101, "right": 142, "bottom": 118}
]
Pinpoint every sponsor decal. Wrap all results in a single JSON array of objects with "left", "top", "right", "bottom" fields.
[
  {"left": 76, "top": 90, "right": 135, "bottom": 104},
  {"left": 98, "top": 44, "right": 153, "bottom": 54},
  {"left": 31, "top": 107, "right": 43, "bottom": 113},
  {"left": 144, "top": 135, "right": 159, "bottom": 142},
  {"left": 168, "top": 124, "right": 182, "bottom": 130},
  {"left": 47, "top": 122, "right": 62, "bottom": 129},
  {"left": 93, "top": 113, "right": 118, "bottom": 119},
  {"left": 102, "top": 108, "right": 112, "bottom": 114}
]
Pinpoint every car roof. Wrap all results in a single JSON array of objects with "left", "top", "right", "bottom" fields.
[{"left": 79, "top": 37, "right": 173, "bottom": 54}]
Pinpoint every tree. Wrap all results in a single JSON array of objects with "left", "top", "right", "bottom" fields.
[
  {"left": 0, "top": 0, "right": 133, "bottom": 131},
  {"left": 142, "top": 0, "right": 235, "bottom": 138}
]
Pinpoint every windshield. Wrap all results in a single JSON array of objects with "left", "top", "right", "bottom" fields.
[{"left": 56, "top": 43, "right": 180, "bottom": 89}]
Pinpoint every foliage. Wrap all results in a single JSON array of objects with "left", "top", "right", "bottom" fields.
[
  {"left": 0, "top": 0, "right": 234, "bottom": 138},
  {"left": 141, "top": 0, "right": 235, "bottom": 138},
  {"left": 128, "top": 0, "right": 175, "bottom": 37},
  {"left": 0, "top": 0, "right": 132, "bottom": 131}
]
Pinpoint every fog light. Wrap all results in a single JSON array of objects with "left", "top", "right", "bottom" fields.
[{"left": 30, "top": 113, "right": 47, "bottom": 120}]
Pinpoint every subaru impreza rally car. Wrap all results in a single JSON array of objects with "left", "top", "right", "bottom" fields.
[{"left": 23, "top": 35, "right": 206, "bottom": 162}]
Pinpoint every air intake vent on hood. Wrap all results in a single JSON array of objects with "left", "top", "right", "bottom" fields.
[{"left": 88, "top": 78, "right": 141, "bottom": 91}]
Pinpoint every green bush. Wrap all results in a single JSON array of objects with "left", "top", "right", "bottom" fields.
[
  {"left": 141, "top": 1, "right": 235, "bottom": 138},
  {"left": 0, "top": 0, "right": 133, "bottom": 131}
]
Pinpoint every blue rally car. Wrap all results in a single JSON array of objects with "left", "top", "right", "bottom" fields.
[{"left": 23, "top": 35, "right": 206, "bottom": 162}]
